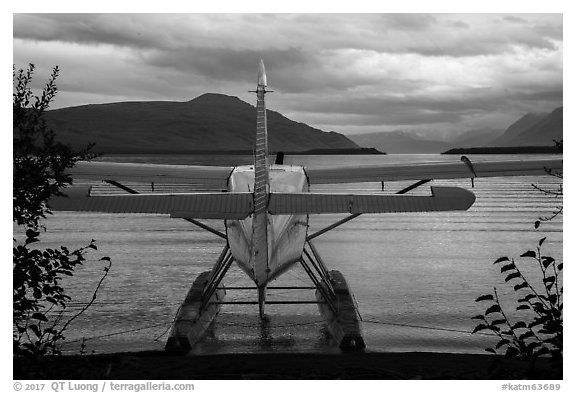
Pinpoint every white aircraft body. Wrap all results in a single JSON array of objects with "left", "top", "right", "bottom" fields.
[{"left": 50, "top": 60, "right": 563, "bottom": 351}]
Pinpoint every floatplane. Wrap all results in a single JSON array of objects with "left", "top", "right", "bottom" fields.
[{"left": 50, "top": 60, "right": 562, "bottom": 351}]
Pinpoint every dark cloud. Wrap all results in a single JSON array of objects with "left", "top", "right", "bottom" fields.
[
  {"left": 309, "top": 110, "right": 469, "bottom": 127},
  {"left": 14, "top": 14, "right": 563, "bottom": 58},
  {"left": 142, "top": 46, "right": 314, "bottom": 84},
  {"left": 12, "top": 13, "right": 563, "bottom": 135},
  {"left": 502, "top": 15, "right": 528, "bottom": 24},
  {"left": 13, "top": 14, "right": 164, "bottom": 49},
  {"left": 448, "top": 20, "right": 470, "bottom": 29},
  {"left": 512, "top": 89, "right": 563, "bottom": 102},
  {"left": 141, "top": 46, "right": 380, "bottom": 94},
  {"left": 376, "top": 14, "right": 438, "bottom": 31},
  {"left": 285, "top": 83, "right": 562, "bottom": 127}
]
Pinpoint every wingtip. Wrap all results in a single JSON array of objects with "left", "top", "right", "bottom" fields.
[{"left": 430, "top": 186, "right": 476, "bottom": 210}]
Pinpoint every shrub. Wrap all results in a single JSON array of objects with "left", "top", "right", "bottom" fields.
[
  {"left": 13, "top": 64, "right": 110, "bottom": 359},
  {"left": 472, "top": 238, "right": 562, "bottom": 362}
]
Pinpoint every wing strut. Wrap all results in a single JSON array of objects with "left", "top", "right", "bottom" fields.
[{"left": 105, "top": 180, "right": 138, "bottom": 194}]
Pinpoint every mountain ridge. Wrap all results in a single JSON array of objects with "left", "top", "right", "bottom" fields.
[
  {"left": 487, "top": 112, "right": 547, "bottom": 146},
  {"left": 43, "top": 93, "right": 359, "bottom": 154},
  {"left": 349, "top": 106, "right": 562, "bottom": 153},
  {"left": 503, "top": 107, "right": 562, "bottom": 147}
]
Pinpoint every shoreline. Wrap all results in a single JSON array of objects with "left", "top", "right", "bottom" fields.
[{"left": 14, "top": 350, "right": 561, "bottom": 380}]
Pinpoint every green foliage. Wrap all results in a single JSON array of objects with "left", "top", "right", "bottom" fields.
[
  {"left": 13, "top": 64, "right": 94, "bottom": 229},
  {"left": 473, "top": 143, "right": 562, "bottom": 371},
  {"left": 13, "top": 64, "right": 109, "bottom": 358},
  {"left": 472, "top": 239, "right": 562, "bottom": 363}
]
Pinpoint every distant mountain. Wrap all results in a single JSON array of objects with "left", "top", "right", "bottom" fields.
[
  {"left": 349, "top": 131, "right": 453, "bottom": 154},
  {"left": 449, "top": 128, "right": 503, "bottom": 148},
  {"left": 505, "top": 107, "right": 563, "bottom": 147},
  {"left": 488, "top": 113, "right": 547, "bottom": 146},
  {"left": 42, "top": 93, "right": 359, "bottom": 154}
]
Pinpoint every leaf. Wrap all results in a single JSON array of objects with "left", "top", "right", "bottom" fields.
[
  {"left": 472, "top": 324, "right": 490, "bottom": 334},
  {"left": 485, "top": 348, "right": 497, "bottom": 354},
  {"left": 505, "top": 272, "right": 521, "bottom": 282},
  {"left": 517, "top": 304, "right": 531, "bottom": 311},
  {"left": 100, "top": 256, "right": 111, "bottom": 261},
  {"left": 542, "top": 257, "right": 555, "bottom": 269},
  {"left": 490, "top": 319, "right": 507, "bottom": 326},
  {"left": 505, "top": 347, "right": 520, "bottom": 358},
  {"left": 494, "top": 256, "right": 509, "bottom": 264},
  {"left": 29, "top": 324, "right": 41, "bottom": 338},
  {"left": 496, "top": 339, "right": 510, "bottom": 349},
  {"left": 538, "top": 237, "right": 547, "bottom": 247},
  {"left": 519, "top": 331, "right": 535, "bottom": 340},
  {"left": 558, "top": 263, "right": 563, "bottom": 271},
  {"left": 31, "top": 312, "right": 48, "bottom": 322},
  {"left": 25, "top": 229, "right": 40, "bottom": 239},
  {"left": 519, "top": 294, "right": 537, "bottom": 303},
  {"left": 471, "top": 314, "right": 485, "bottom": 320},
  {"left": 500, "top": 264, "right": 516, "bottom": 273},
  {"left": 485, "top": 304, "right": 502, "bottom": 315},
  {"left": 513, "top": 282, "right": 529, "bottom": 291},
  {"left": 543, "top": 276, "right": 555, "bottom": 285},
  {"left": 520, "top": 250, "right": 537, "bottom": 259},
  {"left": 511, "top": 321, "right": 527, "bottom": 330},
  {"left": 25, "top": 237, "right": 39, "bottom": 245},
  {"left": 534, "top": 220, "right": 541, "bottom": 229},
  {"left": 534, "top": 347, "right": 550, "bottom": 357},
  {"left": 549, "top": 294, "right": 558, "bottom": 304},
  {"left": 475, "top": 294, "right": 494, "bottom": 302}
]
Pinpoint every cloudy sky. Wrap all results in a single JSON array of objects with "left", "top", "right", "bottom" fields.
[{"left": 13, "top": 13, "right": 563, "bottom": 139}]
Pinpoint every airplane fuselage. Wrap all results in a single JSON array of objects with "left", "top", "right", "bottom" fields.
[{"left": 226, "top": 165, "right": 309, "bottom": 287}]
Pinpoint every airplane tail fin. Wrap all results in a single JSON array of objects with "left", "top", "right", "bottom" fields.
[
  {"left": 254, "top": 59, "right": 270, "bottom": 201},
  {"left": 252, "top": 59, "right": 270, "bottom": 288}
]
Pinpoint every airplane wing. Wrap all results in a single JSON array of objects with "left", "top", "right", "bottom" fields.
[
  {"left": 304, "top": 157, "right": 562, "bottom": 184},
  {"left": 269, "top": 187, "right": 475, "bottom": 215},
  {"left": 48, "top": 186, "right": 253, "bottom": 219},
  {"left": 52, "top": 156, "right": 560, "bottom": 217},
  {"left": 70, "top": 161, "right": 234, "bottom": 187}
]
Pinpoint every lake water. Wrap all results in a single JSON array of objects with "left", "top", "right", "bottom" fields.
[{"left": 20, "top": 154, "right": 563, "bottom": 355}]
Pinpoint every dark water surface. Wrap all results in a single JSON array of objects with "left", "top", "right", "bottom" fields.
[{"left": 22, "top": 154, "right": 562, "bottom": 355}]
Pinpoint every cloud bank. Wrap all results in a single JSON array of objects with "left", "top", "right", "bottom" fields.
[{"left": 13, "top": 13, "right": 563, "bottom": 137}]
